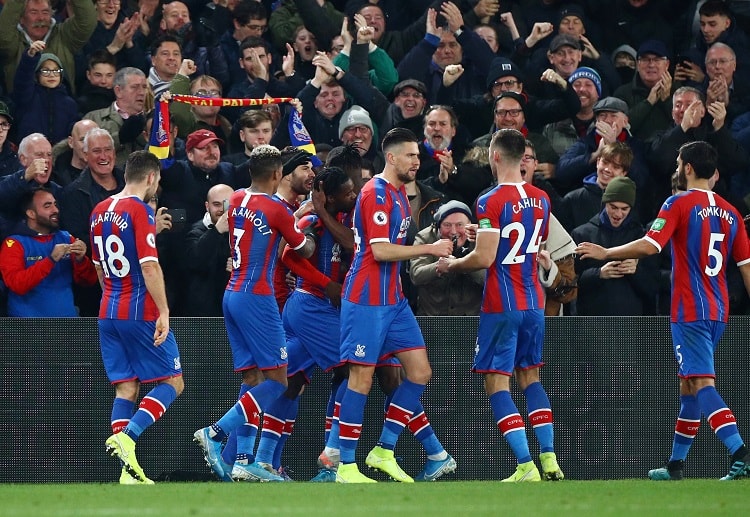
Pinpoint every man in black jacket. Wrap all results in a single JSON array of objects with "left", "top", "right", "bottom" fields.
[{"left": 184, "top": 183, "right": 234, "bottom": 316}]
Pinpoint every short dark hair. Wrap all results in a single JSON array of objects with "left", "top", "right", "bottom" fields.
[
  {"left": 678, "top": 141, "right": 718, "bottom": 180},
  {"left": 125, "top": 151, "right": 161, "bottom": 183},
  {"left": 248, "top": 145, "right": 282, "bottom": 181},
  {"left": 381, "top": 127, "right": 418, "bottom": 154},
  {"left": 239, "top": 36, "right": 270, "bottom": 55},
  {"left": 326, "top": 144, "right": 363, "bottom": 179},
  {"left": 314, "top": 166, "right": 350, "bottom": 197},
  {"left": 238, "top": 109, "right": 273, "bottom": 130},
  {"left": 700, "top": 0, "right": 732, "bottom": 17},
  {"left": 87, "top": 49, "right": 116, "bottom": 70},
  {"left": 490, "top": 128, "right": 526, "bottom": 161},
  {"left": 21, "top": 187, "right": 54, "bottom": 215},
  {"left": 233, "top": 0, "right": 267, "bottom": 25},
  {"left": 150, "top": 34, "right": 181, "bottom": 56}
]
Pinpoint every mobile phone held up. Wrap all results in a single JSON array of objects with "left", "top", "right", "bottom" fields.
[{"left": 165, "top": 208, "right": 187, "bottom": 225}]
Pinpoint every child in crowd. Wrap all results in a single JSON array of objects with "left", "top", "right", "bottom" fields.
[{"left": 12, "top": 41, "right": 79, "bottom": 145}]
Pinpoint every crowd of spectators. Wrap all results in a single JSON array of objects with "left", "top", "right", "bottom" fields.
[{"left": 2, "top": 0, "right": 750, "bottom": 317}]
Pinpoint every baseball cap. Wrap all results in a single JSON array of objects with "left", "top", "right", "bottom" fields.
[
  {"left": 593, "top": 97, "right": 629, "bottom": 116},
  {"left": 637, "top": 39, "right": 669, "bottom": 59},
  {"left": 393, "top": 79, "right": 428, "bottom": 99},
  {"left": 186, "top": 129, "right": 224, "bottom": 152},
  {"left": 548, "top": 34, "right": 581, "bottom": 53}
]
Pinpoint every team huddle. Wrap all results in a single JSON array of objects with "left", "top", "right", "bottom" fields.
[{"left": 95, "top": 129, "right": 749, "bottom": 484}]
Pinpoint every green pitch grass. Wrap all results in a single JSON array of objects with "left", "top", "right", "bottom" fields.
[{"left": 1, "top": 480, "right": 747, "bottom": 516}]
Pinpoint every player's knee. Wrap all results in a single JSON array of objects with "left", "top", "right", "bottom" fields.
[
  {"left": 168, "top": 375, "right": 185, "bottom": 396},
  {"left": 408, "top": 364, "right": 432, "bottom": 385}
]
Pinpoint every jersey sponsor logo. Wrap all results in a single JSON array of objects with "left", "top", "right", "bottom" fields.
[
  {"left": 650, "top": 218, "right": 666, "bottom": 231},
  {"left": 477, "top": 203, "right": 486, "bottom": 212},
  {"left": 147, "top": 232, "right": 156, "bottom": 248},
  {"left": 396, "top": 217, "right": 410, "bottom": 239},
  {"left": 478, "top": 218, "right": 492, "bottom": 229},
  {"left": 373, "top": 211, "right": 387, "bottom": 226},
  {"left": 355, "top": 344, "right": 366, "bottom": 358},
  {"left": 376, "top": 194, "right": 386, "bottom": 203}
]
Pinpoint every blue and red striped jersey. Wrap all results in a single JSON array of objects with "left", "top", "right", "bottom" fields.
[
  {"left": 645, "top": 189, "right": 750, "bottom": 323},
  {"left": 90, "top": 195, "right": 159, "bottom": 320},
  {"left": 343, "top": 177, "right": 411, "bottom": 306},
  {"left": 475, "top": 182, "right": 550, "bottom": 313},
  {"left": 296, "top": 213, "right": 348, "bottom": 297},
  {"left": 226, "top": 189, "right": 306, "bottom": 295}
]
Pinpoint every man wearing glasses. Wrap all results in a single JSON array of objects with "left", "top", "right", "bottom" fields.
[
  {"left": 613, "top": 40, "right": 674, "bottom": 141},
  {"left": 169, "top": 62, "right": 232, "bottom": 152},
  {"left": 0, "top": 0, "right": 96, "bottom": 96},
  {"left": 0, "top": 102, "right": 20, "bottom": 180}
]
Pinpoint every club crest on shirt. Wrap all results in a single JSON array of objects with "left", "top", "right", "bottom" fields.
[{"left": 373, "top": 211, "right": 387, "bottom": 226}]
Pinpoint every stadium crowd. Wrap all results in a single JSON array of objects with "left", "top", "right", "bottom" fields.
[{"left": 3, "top": 0, "right": 750, "bottom": 485}]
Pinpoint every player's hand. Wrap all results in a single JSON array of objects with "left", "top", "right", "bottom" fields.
[
  {"left": 285, "top": 271, "right": 297, "bottom": 291},
  {"left": 294, "top": 200, "right": 315, "bottom": 219},
  {"left": 464, "top": 223, "right": 478, "bottom": 242},
  {"left": 154, "top": 313, "right": 170, "bottom": 346},
  {"left": 574, "top": 241, "right": 607, "bottom": 260},
  {"left": 436, "top": 256, "right": 453, "bottom": 275},
  {"left": 431, "top": 238, "right": 454, "bottom": 257},
  {"left": 226, "top": 257, "right": 233, "bottom": 273},
  {"left": 311, "top": 183, "right": 326, "bottom": 213},
  {"left": 325, "top": 281, "right": 342, "bottom": 308}
]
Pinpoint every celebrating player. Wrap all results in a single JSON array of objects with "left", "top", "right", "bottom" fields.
[
  {"left": 576, "top": 140, "right": 750, "bottom": 481},
  {"left": 437, "top": 128, "right": 564, "bottom": 483},
  {"left": 92, "top": 151, "right": 185, "bottom": 484},
  {"left": 193, "top": 145, "right": 315, "bottom": 482},
  {"left": 335, "top": 128, "right": 454, "bottom": 483}
]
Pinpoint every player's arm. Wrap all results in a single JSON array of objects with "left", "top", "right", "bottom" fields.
[
  {"left": 446, "top": 229, "right": 499, "bottom": 273},
  {"left": 94, "top": 264, "right": 105, "bottom": 291},
  {"left": 141, "top": 259, "right": 170, "bottom": 346},
  {"left": 371, "top": 239, "right": 453, "bottom": 262},
  {"left": 575, "top": 237, "right": 659, "bottom": 261},
  {"left": 739, "top": 263, "right": 750, "bottom": 299},
  {"left": 312, "top": 187, "right": 355, "bottom": 251}
]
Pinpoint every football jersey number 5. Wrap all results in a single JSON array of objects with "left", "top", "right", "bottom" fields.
[
  {"left": 500, "top": 219, "right": 543, "bottom": 265},
  {"left": 705, "top": 232, "right": 725, "bottom": 277},
  {"left": 93, "top": 234, "right": 131, "bottom": 278}
]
